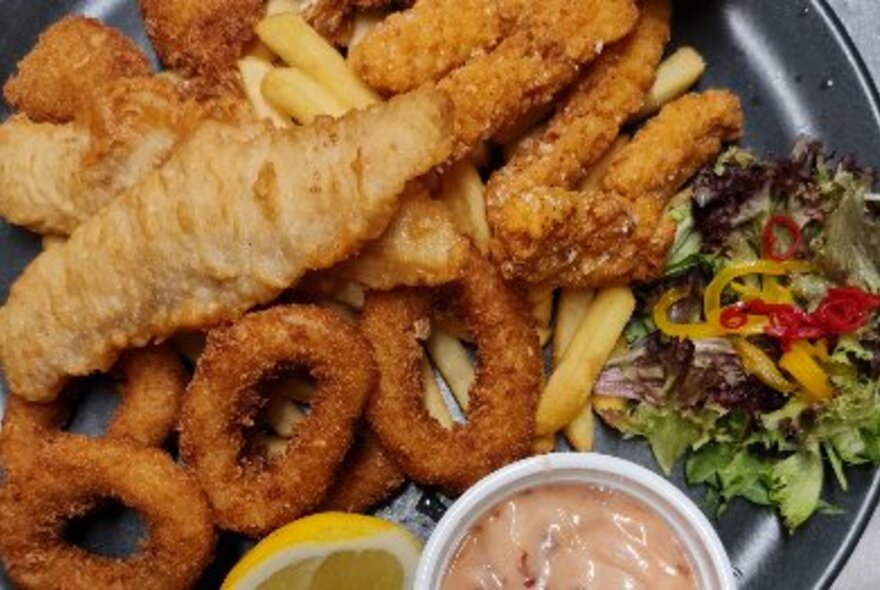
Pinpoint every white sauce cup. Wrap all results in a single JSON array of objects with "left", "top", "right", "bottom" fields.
[{"left": 415, "top": 453, "right": 735, "bottom": 590}]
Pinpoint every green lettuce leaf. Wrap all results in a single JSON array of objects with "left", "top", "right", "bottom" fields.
[
  {"left": 813, "top": 174, "right": 880, "bottom": 291},
  {"left": 768, "top": 449, "right": 824, "bottom": 531}
]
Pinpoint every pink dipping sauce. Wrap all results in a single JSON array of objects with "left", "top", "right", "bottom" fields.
[{"left": 442, "top": 483, "right": 697, "bottom": 590}]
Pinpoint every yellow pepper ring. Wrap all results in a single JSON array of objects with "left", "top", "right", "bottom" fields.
[{"left": 704, "top": 260, "right": 813, "bottom": 316}]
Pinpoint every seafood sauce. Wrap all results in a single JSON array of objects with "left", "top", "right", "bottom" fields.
[{"left": 442, "top": 483, "right": 697, "bottom": 589}]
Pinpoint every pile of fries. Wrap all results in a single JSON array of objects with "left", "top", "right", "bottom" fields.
[{"left": 241, "top": 0, "right": 707, "bottom": 452}]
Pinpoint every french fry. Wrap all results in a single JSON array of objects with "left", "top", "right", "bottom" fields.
[
  {"left": 536, "top": 286, "right": 635, "bottom": 436},
  {"left": 266, "top": 0, "right": 302, "bottom": 15},
  {"left": 426, "top": 330, "right": 474, "bottom": 411},
  {"left": 238, "top": 56, "right": 291, "bottom": 127},
  {"left": 636, "top": 46, "right": 706, "bottom": 120},
  {"left": 255, "top": 433, "right": 289, "bottom": 461},
  {"left": 255, "top": 13, "right": 378, "bottom": 109},
  {"left": 533, "top": 434, "right": 556, "bottom": 455},
  {"left": 439, "top": 161, "right": 492, "bottom": 254},
  {"left": 333, "top": 280, "right": 366, "bottom": 310},
  {"left": 262, "top": 67, "right": 349, "bottom": 124},
  {"left": 421, "top": 358, "right": 455, "bottom": 429},
  {"left": 528, "top": 285, "right": 555, "bottom": 347},
  {"left": 564, "top": 399, "right": 595, "bottom": 452},
  {"left": 553, "top": 289, "right": 595, "bottom": 364},
  {"left": 266, "top": 396, "right": 308, "bottom": 437}
]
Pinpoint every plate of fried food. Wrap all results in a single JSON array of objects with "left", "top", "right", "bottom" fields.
[{"left": 1, "top": 0, "right": 879, "bottom": 588}]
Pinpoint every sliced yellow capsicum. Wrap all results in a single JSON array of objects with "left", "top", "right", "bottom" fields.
[
  {"left": 733, "top": 337, "right": 796, "bottom": 394},
  {"left": 779, "top": 340, "right": 834, "bottom": 402}
]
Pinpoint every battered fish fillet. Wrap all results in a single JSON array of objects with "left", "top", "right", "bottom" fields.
[
  {"left": 139, "top": 0, "right": 262, "bottom": 84},
  {"left": 438, "top": 0, "right": 640, "bottom": 157},
  {"left": 488, "top": 0, "right": 671, "bottom": 280},
  {"left": 0, "top": 77, "right": 235, "bottom": 235},
  {"left": 2, "top": 16, "right": 151, "bottom": 123},
  {"left": 495, "top": 91, "right": 744, "bottom": 286},
  {"left": 339, "top": 183, "right": 470, "bottom": 289},
  {"left": 0, "top": 88, "right": 454, "bottom": 402}
]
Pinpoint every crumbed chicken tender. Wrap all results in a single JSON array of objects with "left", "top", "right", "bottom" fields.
[
  {"left": 139, "top": 0, "right": 262, "bottom": 83},
  {"left": 0, "top": 89, "right": 454, "bottom": 402},
  {"left": 437, "top": 0, "right": 639, "bottom": 157},
  {"left": 488, "top": 0, "right": 671, "bottom": 281},
  {"left": 2, "top": 16, "right": 151, "bottom": 123},
  {"left": 350, "top": 0, "right": 525, "bottom": 94},
  {"left": 494, "top": 91, "right": 744, "bottom": 287}
]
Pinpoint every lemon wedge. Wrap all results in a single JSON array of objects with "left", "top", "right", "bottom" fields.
[{"left": 222, "top": 513, "right": 422, "bottom": 590}]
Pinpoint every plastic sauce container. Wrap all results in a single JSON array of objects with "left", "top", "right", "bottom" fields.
[{"left": 416, "top": 453, "right": 735, "bottom": 590}]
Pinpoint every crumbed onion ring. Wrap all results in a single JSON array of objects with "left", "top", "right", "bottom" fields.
[
  {"left": 0, "top": 437, "right": 215, "bottom": 590},
  {"left": 0, "top": 345, "right": 187, "bottom": 478},
  {"left": 362, "top": 249, "right": 542, "bottom": 493},
  {"left": 180, "top": 305, "right": 377, "bottom": 536}
]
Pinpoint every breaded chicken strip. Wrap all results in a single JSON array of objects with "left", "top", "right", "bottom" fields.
[
  {"left": 350, "top": 0, "right": 526, "bottom": 94},
  {"left": 438, "top": 0, "right": 639, "bottom": 157},
  {"left": 493, "top": 91, "right": 744, "bottom": 286},
  {"left": 488, "top": 0, "right": 671, "bottom": 278},
  {"left": 0, "top": 89, "right": 454, "bottom": 402},
  {"left": 0, "top": 78, "right": 234, "bottom": 235},
  {"left": 2, "top": 16, "right": 150, "bottom": 123},
  {"left": 139, "top": 0, "right": 262, "bottom": 85}
]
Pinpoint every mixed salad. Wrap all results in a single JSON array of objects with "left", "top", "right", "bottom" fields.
[{"left": 595, "top": 139, "right": 880, "bottom": 530}]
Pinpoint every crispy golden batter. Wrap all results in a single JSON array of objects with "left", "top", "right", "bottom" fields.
[
  {"left": 139, "top": 0, "right": 261, "bottom": 82},
  {"left": 180, "top": 305, "right": 377, "bottom": 536},
  {"left": 320, "top": 433, "right": 406, "bottom": 513},
  {"left": 488, "top": 0, "right": 671, "bottom": 281},
  {"left": 2, "top": 16, "right": 151, "bottom": 123},
  {"left": 339, "top": 183, "right": 470, "bottom": 289},
  {"left": 492, "top": 91, "right": 743, "bottom": 286},
  {"left": 0, "top": 77, "right": 238, "bottom": 235},
  {"left": 0, "top": 89, "right": 454, "bottom": 402},
  {"left": 362, "top": 250, "right": 541, "bottom": 493},
  {"left": 438, "top": 0, "right": 639, "bottom": 157},
  {"left": 0, "top": 438, "right": 215, "bottom": 590},
  {"left": 350, "top": 0, "right": 525, "bottom": 95}
]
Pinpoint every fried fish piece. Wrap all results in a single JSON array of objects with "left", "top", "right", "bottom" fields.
[
  {"left": 2, "top": 16, "right": 151, "bottom": 123},
  {"left": 339, "top": 183, "right": 470, "bottom": 289},
  {"left": 0, "top": 88, "right": 454, "bottom": 402},
  {"left": 0, "top": 77, "right": 235, "bottom": 235},
  {"left": 487, "top": 0, "right": 671, "bottom": 280},
  {"left": 494, "top": 91, "right": 744, "bottom": 287}
]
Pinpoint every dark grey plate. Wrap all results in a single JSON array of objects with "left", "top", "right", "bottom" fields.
[{"left": 1, "top": 0, "right": 879, "bottom": 588}]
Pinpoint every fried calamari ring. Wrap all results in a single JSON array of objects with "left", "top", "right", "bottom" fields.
[
  {"left": 0, "top": 345, "right": 187, "bottom": 478},
  {"left": 0, "top": 437, "right": 215, "bottom": 590},
  {"left": 362, "top": 249, "right": 541, "bottom": 493},
  {"left": 319, "top": 432, "right": 406, "bottom": 513},
  {"left": 180, "top": 305, "right": 377, "bottom": 536}
]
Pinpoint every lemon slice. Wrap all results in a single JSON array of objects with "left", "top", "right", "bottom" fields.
[{"left": 222, "top": 513, "right": 422, "bottom": 590}]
